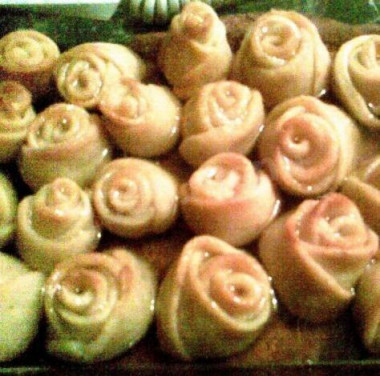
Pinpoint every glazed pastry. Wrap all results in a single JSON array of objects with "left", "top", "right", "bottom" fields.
[
  {"left": 333, "top": 35, "right": 380, "bottom": 130},
  {"left": 92, "top": 158, "right": 178, "bottom": 238},
  {"left": 258, "top": 96, "right": 359, "bottom": 197},
  {"left": 341, "top": 155, "right": 380, "bottom": 235},
  {"left": 54, "top": 42, "right": 146, "bottom": 109},
  {"left": 156, "top": 235, "right": 273, "bottom": 360},
  {"left": 0, "top": 172, "right": 17, "bottom": 249},
  {"left": 44, "top": 248, "right": 157, "bottom": 363},
  {"left": 231, "top": 10, "right": 331, "bottom": 108},
  {"left": 158, "top": 1, "right": 233, "bottom": 100},
  {"left": 17, "top": 178, "right": 101, "bottom": 274},
  {"left": 259, "top": 193, "right": 378, "bottom": 323},
  {"left": 353, "top": 261, "right": 380, "bottom": 354},
  {"left": 19, "top": 103, "right": 112, "bottom": 191},
  {"left": 0, "top": 81, "right": 36, "bottom": 163},
  {"left": 180, "top": 153, "right": 280, "bottom": 246},
  {"left": 0, "top": 30, "right": 60, "bottom": 98},
  {"left": 0, "top": 252, "right": 45, "bottom": 361},
  {"left": 99, "top": 77, "right": 180, "bottom": 158},
  {"left": 179, "top": 80, "right": 265, "bottom": 167}
]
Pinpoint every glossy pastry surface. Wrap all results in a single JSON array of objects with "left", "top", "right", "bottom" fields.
[
  {"left": 180, "top": 152, "right": 280, "bottom": 246},
  {"left": 158, "top": 2, "right": 233, "bottom": 99},
  {"left": 179, "top": 80, "right": 264, "bottom": 167},
  {"left": 259, "top": 193, "right": 378, "bottom": 323},
  {"left": 92, "top": 158, "right": 178, "bottom": 238},
  {"left": 44, "top": 248, "right": 157, "bottom": 363},
  {"left": 17, "top": 177, "right": 101, "bottom": 274},
  {"left": 0, "top": 172, "right": 17, "bottom": 249},
  {"left": 258, "top": 95, "right": 359, "bottom": 197},
  {"left": 156, "top": 235, "right": 273, "bottom": 360},
  {"left": 231, "top": 10, "right": 331, "bottom": 107},
  {"left": 99, "top": 77, "right": 180, "bottom": 157}
]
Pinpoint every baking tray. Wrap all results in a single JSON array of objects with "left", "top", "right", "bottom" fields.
[{"left": 0, "top": 2, "right": 380, "bottom": 375}]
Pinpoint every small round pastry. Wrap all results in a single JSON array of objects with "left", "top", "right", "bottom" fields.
[
  {"left": 0, "top": 29, "right": 60, "bottom": 98},
  {"left": 231, "top": 10, "right": 331, "bottom": 108},
  {"left": 333, "top": 35, "right": 380, "bottom": 130},
  {"left": 99, "top": 77, "right": 180, "bottom": 158},
  {"left": 92, "top": 158, "right": 178, "bottom": 239},
  {"left": 259, "top": 192, "right": 379, "bottom": 323},
  {"left": 180, "top": 152, "right": 280, "bottom": 247},
  {"left": 156, "top": 235, "right": 273, "bottom": 360},
  {"left": 258, "top": 96, "right": 359, "bottom": 197},
  {"left": 353, "top": 261, "right": 380, "bottom": 354},
  {"left": 341, "top": 155, "right": 380, "bottom": 235},
  {"left": 0, "top": 252, "right": 45, "bottom": 362},
  {"left": 44, "top": 248, "right": 157, "bottom": 363},
  {"left": 0, "top": 172, "right": 17, "bottom": 249},
  {"left": 158, "top": 1, "right": 233, "bottom": 100},
  {"left": 54, "top": 42, "right": 146, "bottom": 109},
  {"left": 0, "top": 81, "right": 36, "bottom": 163},
  {"left": 179, "top": 80, "right": 265, "bottom": 167},
  {"left": 17, "top": 177, "right": 101, "bottom": 274},
  {"left": 19, "top": 103, "right": 112, "bottom": 191}
]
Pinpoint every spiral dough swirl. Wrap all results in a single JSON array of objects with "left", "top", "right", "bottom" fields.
[
  {"left": 156, "top": 235, "right": 272, "bottom": 360},
  {"left": 180, "top": 152, "right": 280, "bottom": 246},
  {"left": 55, "top": 43, "right": 146, "bottom": 109},
  {"left": 19, "top": 103, "right": 111, "bottom": 191},
  {"left": 0, "top": 30, "right": 60, "bottom": 97},
  {"left": 92, "top": 158, "right": 178, "bottom": 238},
  {"left": 44, "top": 248, "right": 157, "bottom": 363},
  {"left": 179, "top": 80, "right": 264, "bottom": 167},
  {"left": 258, "top": 96, "right": 359, "bottom": 197},
  {"left": 333, "top": 34, "right": 380, "bottom": 130},
  {"left": 231, "top": 10, "right": 331, "bottom": 107},
  {"left": 259, "top": 193, "right": 378, "bottom": 322},
  {"left": 17, "top": 178, "right": 101, "bottom": 274}
]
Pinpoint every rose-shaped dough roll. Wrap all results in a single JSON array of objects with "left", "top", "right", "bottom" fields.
[
  {"left": 158, "top": 2, "right": 233, "bottom": 100},
  {"left": 55, "top": 42, "right": 146, "bottom": 109},
  {"left": 0, "top": 30, "right": 60, "bottom": 98},
  {"left": 333, "top": 35, "right": 380, "bottom": 130},
  {"left": 341, "top": 155, "right": 380, "bottom": 235},
  {"left": 0, "top": 252, "right": 45, "bottom": 361},
  {"left": 231, "top": 10, "right": 331, "bottom": 108},
  {"left": 17, "top": 178, "right": 101, "bottom": 274},
  {"left": 19, "top": 103, "right": 112, "bottom": 191},
  {"left": 0, "top": 81, "right": 36, "bottom": 163},
  {"left": 180, "top": 153, "right": 280, "bottom": 247},
  {"left": 259, "top": 193, "right": 378, "bottom": 323},
  {"left": 99, "top": 77, "right": 180, "bottom": 158},
  {"left": 258, "top": 96, "right": 359, "bottom": 197},
  {"left": 44, "top": 248, "right": 157, "bottom": 363},
  {"left": 179, "top": 80, "right": 265, "bottom": 167},
  {"left": 353, "top": 261, "right": 380, "bottom": 354},
  {"left": 156, "top": 235, "right": 272, "bottom": 360},
  {"left": 0, "top": 172, "right": 17, "bottom": 249},
  {"left": 92, "top": 158, "right": 178, "bottom": 238}
]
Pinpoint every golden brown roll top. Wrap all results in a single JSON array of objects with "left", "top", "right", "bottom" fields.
[
  {"left": 231, "top": 10, "right": 331, "bottom": 108},
  {"left": 17, "top": 177, "right": 101, "bottom": 274},
  {"left": 0, "top": 30, "right": 60, "bottom": 98},
  {"left": 180, "top": 152, "right": 280, "bottom": 246},
  {"left": 19, "top": 103, "right": 112, "bottom": 191},
  {"left": 259, "top": 193, "right": 378, "bottom": 323},
  {"left": 333, "top": 34, "right": 380, "bottom": 130},
  {"left": 158, "top": 2, "right": 233, "bottom": 100},
  {"left": 0, "top": 81, "right": 36, "bottom": 163},
  {"left": 156, "top": 235, "right": 273, "bottom": 360},
  {"left": 179, "top": 80, "right": 264, "bottom": 167},
  {"left": 54, "top": 42, "right": 146, "bottom": 109},
  {"left": 99, "top": 77, "right": 180, "bottom": 158},
  {"left": 44, "top": 248, "right": 157, "bottom": 363},
  {"left": 258, "top": 96, "right": 360, "bottom": 197}
]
